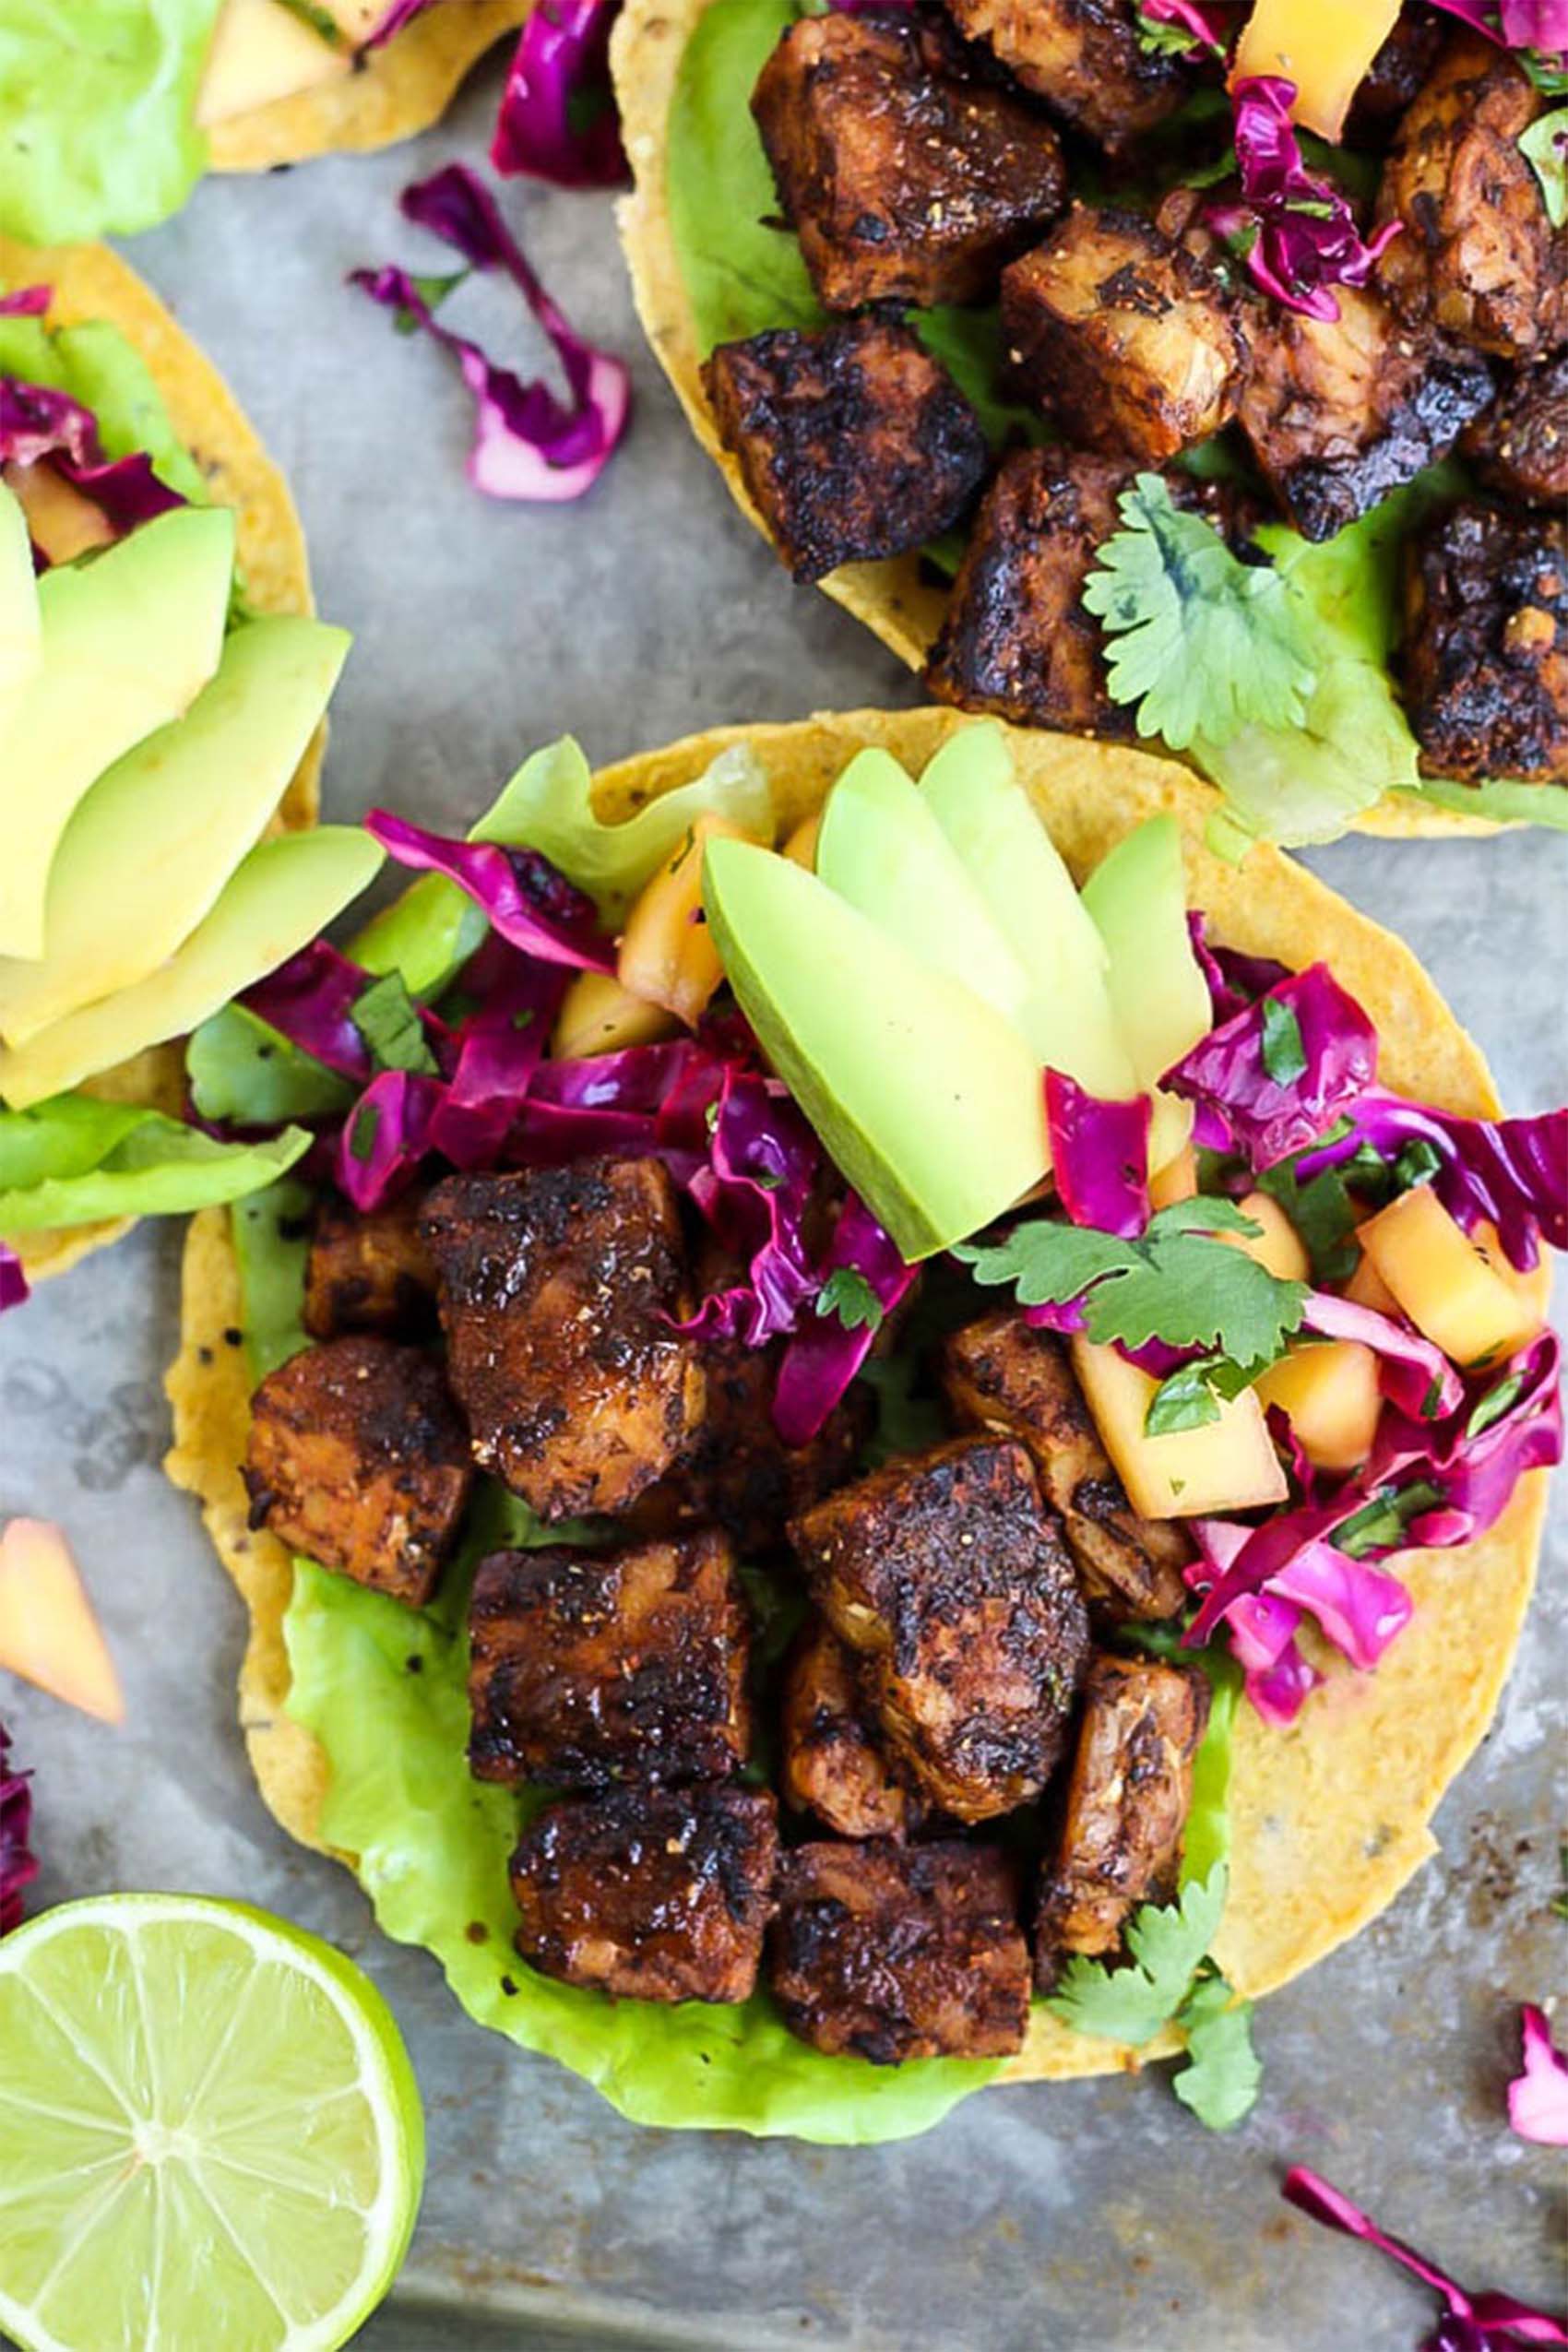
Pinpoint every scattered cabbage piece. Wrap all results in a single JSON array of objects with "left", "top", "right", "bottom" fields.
[
  {"left": 366, "top": 808, "right": 613, "bottom": 971},
  {"left": 773, "top": 1194, "right": 915, "bottom": 1447},
  {"left": 1044, "top": 1069, "right": 1150, "bottom": 1240},
  {"left": 1508, "top": 2005, "right": 1568, "bottom": 2146},
  {"left": 0, "top": 1242, "right": 25, "bottom": 1314},
  {"left": 0, "top": 1718, "right": 36, "bottom": 1934},
  {"left": 492, "top": 0, "right": 627, "bottom": 187}
]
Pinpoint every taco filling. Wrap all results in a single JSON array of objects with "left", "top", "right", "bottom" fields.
[
  {"left": 618, "top": 0, "right": 1568, "bottom": 849},
  {"left": 164, "top": 713, "right": 1566, "bottom": 2142}
]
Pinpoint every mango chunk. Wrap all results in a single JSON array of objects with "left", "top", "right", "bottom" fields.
[
  {"left": 0, "top": 1519, "right": 124, "bottom": 1724},
  {"left": 1255, "top": 1340, "right": 1382, "bottom": 1473},
  {"left": 1149, "top": 1143, "right": 1197, "bottom": 1211},
  {"left": 618, "top": 811, "right": 763, "bottom": 1028},
  {"left": 1072, "top": 1338, "right": 1289, "bottom": 1520},
  {"left": 2, "top": 462, "right": 115, "bottom": 568},
  {"left": 1344, "top": 1240, "right": 1400, "bottom": 1317},
  {"left": 1358, "top": 1186, "right": 1543, "bottom": 1369},
  {"left": 552, "top": 970, "right": 679, "bottom": 1060},
  {"left": 1233, "top": 0, "right": 1402, "bottom": 143},
  {"left": 1219, "top": 1190, "right": 1311, "bottom": 1284}
]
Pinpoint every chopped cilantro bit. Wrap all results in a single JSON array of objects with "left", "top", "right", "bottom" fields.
[
  {"left": 1260, "top": 995, "right": 1308, "bottom": 1086},
  {"left": 1467, "top": 1371, "right": 1526, "bottom": 1440},
  {"left": 815, "top": 1266, "right": 885, "bottom": 1335},
  {"left": 347, "top": 1102, "right": 381, "bottom": 1165},
  {"left": 1333, "top": 1480, "right": 1443, "bottom": 1559},
  {"left": 351, "top": 972, "right": 439, "bottom": 1076},
  {"left": 1392, "top": 1138, "right": 1443, "bottom": 1194},
  {"left": 1146, "top": 1353, "right": 1260, "bottom": 1437},
  {"left": 1254, "top": 1157, "right": 1359, "bottom": 1286}
]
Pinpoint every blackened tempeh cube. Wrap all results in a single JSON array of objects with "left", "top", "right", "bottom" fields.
[
  {"left": 944, "top": 0, "right": 1193, "bottom": 156},
  {"left": 1462, "top": 356, "right": 1568, "bottom": 510},
  {"left": 1399, "top": 502, "right": 1568, "bottom": 784},
  {"left": 467, "top": 1528, "right": 753, "bottom": 1789},
  {"left": 769, "top": 1838, "right": 1030, "bottom": 2061},
  {"left": 1001, "top": 203, "right": 1246, "bottom": 465},
  {"left": 303, "top": 1188, "right": 436, "bottom": 1342},
  {"left": 244, "top": 1334, "right": 471, "bottom": 1606},
  {"left": 941, "top": 1315, "right": 1189, "bottom": 1622},
  {"left": 752, "top": 12, "right": 1065, "bottom": 312},
  {"left": 421, "top": 1159, "right": 706, "bottom": 1521},
  {"left": 510, "top": 1783, "right": 779, "bottom": 2003},
  {"left": 1034, "top": 1652, "right": 1210, "bottom": 1989},
  {"left": 705, "top": 321, "right": 991, "bottom": 587},
  {"left": 780, "top": 1617, "right": 921, "bottom": 1840},
  {"left": 791, "top": 1436, "right": 1090, "bottom": 1823}
]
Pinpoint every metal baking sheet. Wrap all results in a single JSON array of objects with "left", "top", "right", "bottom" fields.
[{"left": 2, "top": 56, "right": 1564, "bottom": 2352}]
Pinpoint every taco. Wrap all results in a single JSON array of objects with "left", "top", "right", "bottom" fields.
[
  {"left": 0, "top": 3, "right": 531, "bottom": 245},
  {"left": 0, "top": 238, "right": 375, "bottom": 1304},
  {"left": 163, "top": 707, "right": 1562, "bottom": 2144},
  {"left": 612, "top": 0, "right": 1568, "bottom": 852}
]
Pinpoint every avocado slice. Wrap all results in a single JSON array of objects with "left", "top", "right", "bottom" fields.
[
  {"left": 703, "top": 836, "right": 1047, "bottom": 1261},
  {"left": 814, "top": 748, "right": 1029, "bottom": 1023},
  {"left": 0, "top": 616, "right": 350, "bottom": 1047},
  {"left": 0, "top": 483, "right": 40, "bottom": 698},
  {"left": 916, "top": 723, "right": 1140, "bottom": 1101},
  {"left": 1080, "top": 815, "right": 1212, "bottom": 1168},
  {"left": 0, "top": 826, "right": 383, "bottom": 1111},
  {"left": 0, "top": 505, "right": 235, "bottom": 960}
]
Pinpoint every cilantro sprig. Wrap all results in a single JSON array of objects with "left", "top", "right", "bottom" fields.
[
  {"left": 351, "top": 973, "right": 439, "bottom": 1077},
  {"left": 814, "top": 1266, "right": 884, "bottom": 1334},
  {"left": 1081, "top": 476, "right": 1318, "bottom": 752},
  {"left": 954, "top": 1197, "right": 1306, "bottom": 1372}
]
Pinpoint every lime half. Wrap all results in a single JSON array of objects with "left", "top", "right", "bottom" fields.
[{"left": 0, "top": 1894, "right": 424, "bottom": 2352}]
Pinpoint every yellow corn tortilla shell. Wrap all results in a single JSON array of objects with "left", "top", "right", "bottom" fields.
[
  {"left": 2, "top": 235, "right": 318, "bottom": 1289},
  {"left": 208, "top": 1, "right": 531, "bottom": 172},
  {"left": 165, "top": 707, "right": 1551, "bottom": 2085},
  {"left": 611, "top": 0, "right": 1514, "bottom": 844}
]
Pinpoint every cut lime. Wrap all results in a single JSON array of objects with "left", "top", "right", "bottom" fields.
[{"left": 0, "top": 1894, "right": 424, "bottom": 2352}]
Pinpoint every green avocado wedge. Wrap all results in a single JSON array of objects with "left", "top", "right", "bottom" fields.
[
  {"left": 0, "top": 616, "right": 350, "bottom": 1047},
  {"left": 0, "top": 504, "right": 235, "bottom": 960},
  {"left": 1081, "top": 815, "right": 1212, "bottom": 1167},
  {"left": 0, "top": 482, "right": 39, "bottom": 697},
  {"left": 0, "top": 826, "right": 383, "bottom": 1111},
  {"left": 702, "top": 835, "right": 1047, "bottom": 1259},
  {"left": 814, "top": 747, "right": 1029, "bottom": 1023}
]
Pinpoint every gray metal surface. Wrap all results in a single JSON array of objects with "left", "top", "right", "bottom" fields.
[{"left": 2, "top": 55, "right": 1565, "bottom": 2352}]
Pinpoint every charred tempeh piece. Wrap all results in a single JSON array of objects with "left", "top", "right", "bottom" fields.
[
  {"left": 510, "top": 1783, "right": 779, "bottom": 2003},
  {"left": 1034, "top": 1652, "right": 1210, "bottom": 1989},
  {"left": 1399, "top": 502, "right": 1568, "bottom": 785},
  {"left": 1346, "top": 6, "right": 1444, "bottom": 139},
  {"left": 753, "top": 12, "right": 1066, "bottom": 312},
  {"left": 792, "top": 1436, "right": 1090, "bottom": 1823},
  {"left": 1235, "top": 285, "right": 1493, "bottom": 543},
  {"left": 467, "top": 1529, "right": 753, "bottom": 1789},
  {"left": 244, "top": 1335, "right": 472, "bottom": 1607},
  {"left": 303, "top": 1189, "right": 436, "bottom": 1342},
  {"left": 944, "top": 0, "right": 1194, "bottom": 155},
  {"left": 1374, "top": 32, "right": 1568, "bottom": 362},
  {"left": 780, "top": 1618, "right": 921, "bottom": 1840},
  {"left": 1461, "top": 356, "right": 1568, "bottom": 510},
  {"left": 941, "top": 1315, "right": 1189, "bottom": 1622},
  {"left": 769, "top": 1838, "right": 1030, "bottom": 2061},
  {"left": 705, "top": 322, "right": 991, "bottom": 587},
  {"left": 1002, "top": 203, "right": 1246, "bottom": 465},
  {"left": 421, "top": 1159, "right": 706, "bottom": 1521}
]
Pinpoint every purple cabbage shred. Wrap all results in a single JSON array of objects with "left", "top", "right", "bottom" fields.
[
  {"left": 1206, "top": 77, "right": 1403, "bottom": 322},
  {"left": 492, "top": 0, "right": 628, "bottom": 187}
]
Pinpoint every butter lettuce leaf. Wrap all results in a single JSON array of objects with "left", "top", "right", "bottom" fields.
[
  {"left": 0, "top": 0, "right": 223, "bottom": 244},
  {"left": 0, "top": 1097, "right": 309, "bottom": 1235}
]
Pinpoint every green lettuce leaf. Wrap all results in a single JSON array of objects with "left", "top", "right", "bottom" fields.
[
  {"left": 0, "top": 0, "right": 223, "bottom": 244},
  {"left": 1394, "top": 777, "right": 1568, "bottom": 831},
  {"left": 0, "top": 314, "right": 208, "bottom": 506},
  {"left": 187, "top": 1004, "right": 354, "bottom": 1127},
  {"left": 0, "top": 1097, "right": 309, "bottom": 1236}
]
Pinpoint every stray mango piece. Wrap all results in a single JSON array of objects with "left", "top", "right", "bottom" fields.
[
  {"left": 196, "top": 0, "right": 351, "bottom": 128},
  {"left": 1358, "top": 1186, "right": 1543, "bottom": 1370},
  {"left": 1232, "top": 0, "right": 1402, "bottom": 143},
  {"left": 1071, "top": 1338, "right": 1289, "bottom": 1521},
  {"left": 1256, "top": 1340, "right": 1382, "bottom": 1473},
  {"left": 782, "top": 814, "right": 820, "bottom": 871},
  {"left": 1149, "top": 1143, "right": 1197, "bottom": 1211},
  {"left": 552, "top": 969, "right": 680, "bottom": 1061},
  {"left": 0, "top": 1520, "right": 125, "bottom": 1724},
  {"left": 618, "top": 811, "right": 761, "bottom": 1028},
  {"left": 2, "top": 462, "right": 115, "bottom": 568},
  {"left": 1219, "top": 1191, "right": 1311, "bottom": 1284}
]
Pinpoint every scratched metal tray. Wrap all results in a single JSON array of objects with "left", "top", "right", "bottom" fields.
[{"left": 2, "top": 62, "right": 1563, "bottom": 2351}]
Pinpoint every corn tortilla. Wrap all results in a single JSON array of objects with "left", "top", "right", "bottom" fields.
[
  {"left": 165, "top": 705, "right": 1551, "bottom": 2085},
  {"left": 2, "top": 235, "right": 318, "bottom": 1288},
  {"left": 611, "top": 0, "right": 1505, "bottom": 843}
]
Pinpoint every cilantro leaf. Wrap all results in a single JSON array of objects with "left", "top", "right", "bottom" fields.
[
  {"left": 1254, "top": 1158, "right": 1359, "bottom": 1285},
  {"left": 1520, "top": 108, "right": 1568, "bottom": 230},
  {"left": 1173, "top": 1965, "right": 1262, "bottom": 2131},
  {"left": 1333, "top": 1480, "right": 1443, "bottom": 1559},
  {"left": 955, "top": 1203, "right": 1305, "bottom": 1372},
  {"left": 1260, "top": 995, "right": 1308, "bottom": 1086},
  {"left": 815, "top": 1266, "right": 885, "bottom": 1334},
  {"left": 1134, "top": 5, "right": 1203, "bottom": 55},
  {"left": 1081, "top": 476, "right": 1318, "bottom": 752},
  {"left": 351, "top": 973, "right": 439, "bottom": 1076},
  {"left": 1048, "top": 1865, "right": 1228, "bottom": 2047},
  {"left": 1146, "top": 1353, "right": 1260, "bottom": 1436}
]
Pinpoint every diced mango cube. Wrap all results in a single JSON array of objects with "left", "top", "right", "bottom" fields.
[
  {"left": 1149, "top": 1142, "right": 1197, "bottom": 1211},
  {"left": 1233, "top": 0, "right": 1402, "bottom": 143},
  {"left": 552, "top": 970, "right": 678, "bottom": 1061},
  {"left": 618, "top": 812, "right": 761, "bottom": 1028},
  {"left": 1255, "top": 1339, "right": 1382, "bottom": 1473},
  {"left": 1219, "top": 1191, "right": 1311, "bottom": 1284},
  {"left": 1358, "top": 1186, "right": 1543, "bottom": 1369},
  {"left": 2, "top": 463, "right": 115, "bottom": 568},
  {"left": 0, "top": 1519, "right": 125, "bottom": 1724},
  {"left": 1071, "top": 1338, "right": 1289, "bottom": 1520},
  {"left": 1344, "top": 1241, "right": 1400, "bottom": 1318}
]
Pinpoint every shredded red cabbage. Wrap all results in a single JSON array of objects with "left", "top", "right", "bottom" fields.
[
  {"left": 1294, "top": 1099, "right": 1567, "bottom": 1273},
  {"left": 1187, "top": 912, "right": 1290, "bottom": 1028},
  {"left": 366, "top": 809, "right": 613, "bottom": 972},
  {"left": 1045, "top": 1070, "right": 1150, "bottom": 1241},
  {"left": 1301, "top": 1289, "right": 1464, "bottom": 1423},
  {"left": 678, "top": 1069, "right": 822, "bottom": 1348},
  {"left": 424, "top": 937, "right": 565, "bottom": 1170},
  {"left": 1282, "top": 2167, "right": 1568, "bottom": 2349},
  {"left": 1508, "top": 2005, "right": 1568, "bottom": 2147},
  {"left": 335, "top": 1069, "right": 442, "bottom": 1212},
  {"left": 773, "top": 1193, "right": 915, "bottom": 1447},
  {"left": 0, "top": 1244, "right": 28, "bottom": 1315},
  {"left": 492, "top": 0, "right": 627, "bottom": 187},
  {"left": 0, "top": 379, "right": 184, "bottom": 559},
  {"left": 0, "top": 1721, "right": 38, "bottom": 1936},
  {"left": 0, "top": 286, "right": 51, "bottom": 317},
  {"left": 1206, "top": 77, "right": 1403, "bottom": 323},
  {"left": 350, "top": 165, "right": 630, "bottom": 503},
  {"left": 1137, "top": 0, "right": 1227, "bottom": 51},
  {"left": 509, "top": 1035, "right": 730, "bottom": 1180},
  {"left": 241, "top": 941, "right": 382, "bottom": 1084},
  {"left": 1164, "top": 964, "right": 1379, "bottom": 1169},
  {"left": 1431, "top": 0, "right": 1568, "bottom": 45},
  {"left": 1190, "top": 1515, "right": 1410, "bottom": 1715}
]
